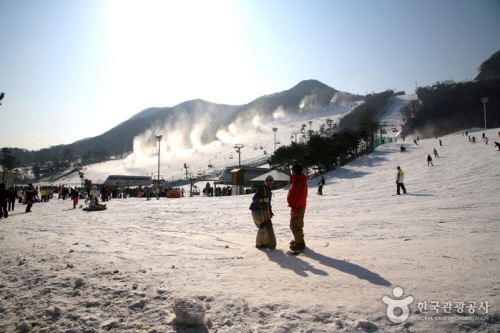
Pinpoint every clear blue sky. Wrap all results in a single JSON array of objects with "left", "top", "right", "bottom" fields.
[{"left": 1, "top": 0, "right": 499, "bottom": 151}]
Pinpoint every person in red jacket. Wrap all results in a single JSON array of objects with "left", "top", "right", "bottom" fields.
[{"left": 287, "top": 164, "right": 308, "bottom": 252}]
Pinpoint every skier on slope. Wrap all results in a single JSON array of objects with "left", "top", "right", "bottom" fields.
[
  {"left": 396, "top": 166, "right": 407, "bottom": 195},
  {"left": 317, "top": 175, "right": 325, "bottom": 195}
]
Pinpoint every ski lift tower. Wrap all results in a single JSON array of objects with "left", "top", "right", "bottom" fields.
[
  {"left": 272, "top": 127, "right": 278, "bottom": 152},
  {"left": 184, "top": 163, "right": 195, "bottom": 197},
  {"left": 233, "top": 144, "right": 245, "bottom": 166}
]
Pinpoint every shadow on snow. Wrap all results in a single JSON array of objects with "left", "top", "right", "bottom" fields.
[{"left": 265, "top": 248, "right": 391, "bottom": 286}]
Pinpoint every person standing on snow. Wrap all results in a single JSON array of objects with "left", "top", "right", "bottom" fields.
[
  {"left": 0, "top": 183, "right": 8, "bottom": 218},
  {"left": 70, "top": 187, "right": 79, "bottom": 209},
  {"left": 249, "top": 175, "right": 276, "bottom": 250},
  {"left": 25, "top": 183, "right": 35, "bottom": 213},
  {"left": 433, "top": 148, "right": 439, "bottom": 158},
  {"left": 427, "top": 154, "right": 433, "bottom": 167},
  {"left": 287, "top": 165, "right": 308, "bottom": 252},
  {"left": 317, "top": 175, "right": 325, "bottom": 195},
  {"left": 396, "top": 166, "right": 407, "bottom": 195}
]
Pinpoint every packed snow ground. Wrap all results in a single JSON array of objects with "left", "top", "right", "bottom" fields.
[{"left": 1, "top": 97, "right": 500, "bottom": 332}]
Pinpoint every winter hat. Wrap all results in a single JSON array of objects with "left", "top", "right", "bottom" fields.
[
  {"left": 265, "top": 175, "right": 274, "bottom": 185},
  {"left": 291, "top": 164, "right": 303, "bottom": 174},
  {"left": 397, "top": 166, "right": 401, "bottom": 170}
]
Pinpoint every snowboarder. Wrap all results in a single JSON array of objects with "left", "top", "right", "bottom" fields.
[
  {"left": 396, "top": 166, "right": 406, "bottom": 195},
  {"left": 249, "top": 175, "right": 276, "bottom": 250},
  {"left": 287, "top": 165, "right": 308, "bottom": 252},
  {"left": 427, "top": 154, "right": 433, "bottom": 167},
  {"left": 317, "top": 176, "right": 325, "bottom": 195},
  {"left": 400, "top": 145, "right": 406, "bottom": 153},
  {"left": 85, "top": 197, "right": 107, "bottom": 211},
  {"left": 433, "top": 148, "right": 439, "bottom": 158},
  {"left": 495, "top": 142, "right": 500, "bottom": 151}
]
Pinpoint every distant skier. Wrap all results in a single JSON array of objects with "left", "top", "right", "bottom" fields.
[
  {"left": 433, "top": 148, "right": 439, "bottom": 158},
  {"left": 396, "top": 166, "right": 406, "bottom": 195},
  {"left": 400, "top": 145, "right": 406, "bottom": 153},
  {"left": 317, "top": 176, "right": 325, "bottom": 195},
  {"left": 427, "top": 154, "right": 433, "bottom": 167},
  {"left": 439, "top": 139, "right": 442, "bottom": 146},
  {"left": 413, "top": 139, "right": 418, "bottom": 146},
  {"left": 495, "top": 142, "right": 500, "bottom": 151}
]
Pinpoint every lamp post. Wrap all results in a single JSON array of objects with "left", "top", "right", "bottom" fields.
[
  {"left": 272, "top": 127, "right": 278, "bottom": 152},
  {"left": 155, "top": 135, "right": 163, "bottom": 185},
  {"left": 481, "top": 98, "right": 488, "bottom": 129},
  {"left": 291, "top": 131, "right": 299, "bottom": 143},
  {"left": 233, "top": 144, "right": 244, "bottom": 166}
]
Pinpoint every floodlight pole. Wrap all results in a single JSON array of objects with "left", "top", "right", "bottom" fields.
[
  {"left": 481, "top": 97, "right": 488, "bottom": 129},
  {"left": 155, "top": 135, "right": 163, "bottom": 185},
  {"left": 272, "top": 127, "right": 278, "bottom": 152}
]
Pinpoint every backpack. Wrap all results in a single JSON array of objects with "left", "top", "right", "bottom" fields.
[{"left": 257, "top": 184, "right": 268, "bottom": 199}]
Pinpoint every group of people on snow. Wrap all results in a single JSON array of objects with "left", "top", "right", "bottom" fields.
[
  {"left": 249, "top": 164, "right": 309, "bottom": 253},
  {"left": 0, "top": 183, "right": 38, "bottom": 216}
]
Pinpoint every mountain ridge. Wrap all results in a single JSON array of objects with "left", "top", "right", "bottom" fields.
[{"left": 39, "top": 80, "right": 363, "bottom": 156}]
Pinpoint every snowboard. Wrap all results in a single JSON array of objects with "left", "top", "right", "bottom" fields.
[
  {"left": 257, "top": 185, "right": 276, "bottom": 249},
  {"left": 285, "top": 250, "right": 303, "bottom": 255}
]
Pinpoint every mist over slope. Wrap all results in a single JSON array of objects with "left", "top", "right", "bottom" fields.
[
  {"left": 44, "top": 80, "right": 363, "bottom": 159},
  {"left": 48, "top": 94, "right": 414, "bottom": 185}
]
